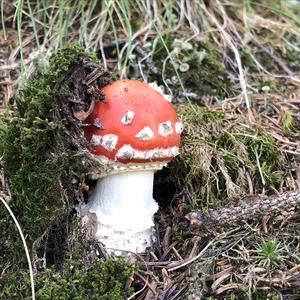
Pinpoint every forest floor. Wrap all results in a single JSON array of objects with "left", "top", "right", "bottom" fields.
[{"left": 1, "top": 1, "right": 300, "bottom": 299}]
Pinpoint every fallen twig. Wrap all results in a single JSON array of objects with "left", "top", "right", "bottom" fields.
[
  {"left": 186, "top": 190, "right": 300, "bottom": 228},
  {"left": 167, "top": 240, "right": 214, "bottom": 272},
  {"left": 133, "top": 271, "right": 157, "bottom": 297}
]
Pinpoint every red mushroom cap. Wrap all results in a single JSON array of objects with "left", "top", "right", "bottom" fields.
[{"left": 84, "top": 80, "right": 182, "bottom": 165}]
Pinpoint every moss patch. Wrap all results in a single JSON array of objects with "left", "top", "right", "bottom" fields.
[
  {"left": 0, "top": 46, "right": 126, "bottom": 296},
  {"left": 1, "top": 257, "right": 135, "bottom": 300},
  {"left": 168, "top": 104, "right": 283, "bottom": 209},
  {"left": 150, "top": 36, "right": 235, "bottom": 103}
]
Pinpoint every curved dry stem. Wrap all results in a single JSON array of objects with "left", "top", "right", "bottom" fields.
[{"left": 0, "top": 196, "right": 35, "bottom": 300}]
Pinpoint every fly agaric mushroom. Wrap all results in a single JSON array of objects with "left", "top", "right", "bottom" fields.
[{"left": 82, "top": 80, "right": 182, "bottom": 254}]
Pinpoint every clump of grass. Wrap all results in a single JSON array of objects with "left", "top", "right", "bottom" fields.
[
  {"left": 168, "top": 104, "right": 283, "bottom": 209},
  {"left": 7, "top": 0, "right": 300, "bottom": 110},
  {"left": 253, "top": 238, "right": 283, "bottom": 268}
]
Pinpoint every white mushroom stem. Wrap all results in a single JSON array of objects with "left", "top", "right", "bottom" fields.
[{"left": 83, "top": 170, "right": 158, "bottom": 254}]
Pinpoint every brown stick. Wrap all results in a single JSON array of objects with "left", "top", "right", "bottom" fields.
[{"left": 186, "top": 190, "right": 300, "bottom": 228}]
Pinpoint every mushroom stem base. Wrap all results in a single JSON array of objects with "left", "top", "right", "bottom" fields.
[{"left": 82, "top": 170, "right": 158, "bottom": 254}]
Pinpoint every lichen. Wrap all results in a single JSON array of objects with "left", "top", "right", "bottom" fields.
[{"left": 150, "top": 36, "right": 235, "bottom": 103}]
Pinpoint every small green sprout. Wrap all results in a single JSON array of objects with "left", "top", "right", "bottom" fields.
[
  {"left": 282, "top": 110, "right": 295, "bottom": 131},
  {"left": 253, "top": 238, "right": 283, "bottom": 268}
]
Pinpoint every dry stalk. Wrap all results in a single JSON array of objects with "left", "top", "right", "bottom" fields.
[
  {"left": 167, "top": 240, "right": 214, "bottom": 272},
  {"left": 200, "top": 1, "right": 254, "bottom": 122}
]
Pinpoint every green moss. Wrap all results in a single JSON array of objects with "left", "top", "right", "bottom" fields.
[
  {"left": 0, "top": 46, "right": 137, "bottom": 299},
  {"left": 1, "top": 257, "right": 135, "bottom": 300},
  {"left": 170, "top": 104, "right": 283, "bottom": 209},
  {"left": 281, "top": 109, "right": 295, "bottom": 131},
  {"left": 202, "top": 110, "right": 223, "bottom": 122},
  {"left": 242, "top": 128, "right": 282, "bottom": 189},
  {"left": 258, "top": 80, "right": 279, "bottom": 93},
  {"left": 151, "top": 36, "right": 235, "bottom": 101},
  {"left": 0, "top": 46, "right": 104, "bottom": 277},
  {"left": 178, "top": 41, "right": 233, "bottom": 99}
]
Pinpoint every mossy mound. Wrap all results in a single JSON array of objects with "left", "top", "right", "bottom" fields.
[
  {"left": 168, "top": 104, "right": 284, "bottom": 209},
  {"left": 0, "top": 46, "right": 97, "bottom": 267},
  {"left": 0, "top": 47, "right": 136, "bottom": 298},
  {"left": 149, "top": 37, "right": 235, "bottom": 103},
  {"left": 1, "top": 256, "right": 135, "bottom": 300}
]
